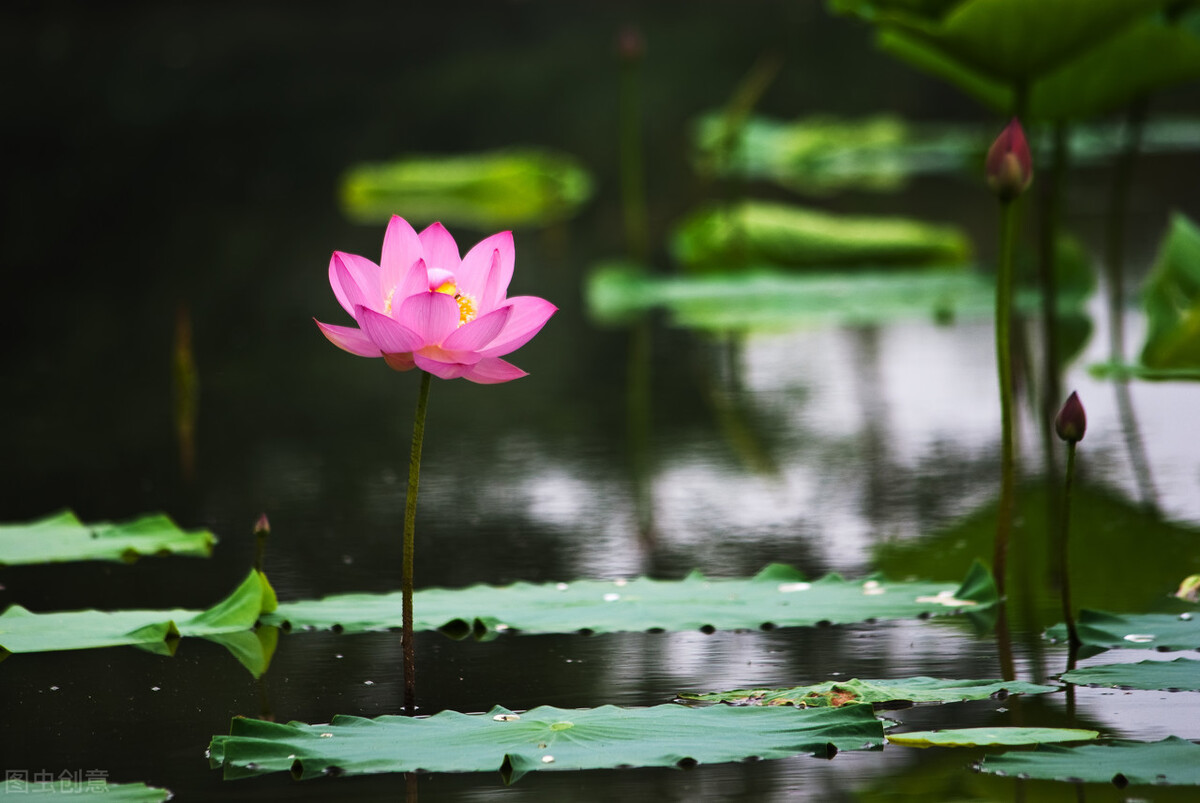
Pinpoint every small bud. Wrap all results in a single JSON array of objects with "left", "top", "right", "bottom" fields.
[
  {"left": 253, "top": 513, "right": 271, "bottom": 537},
  {"left": 986, "top": 118, "right": 1033, "bottom": 202},
  {"left": 1054, "top": 391, "right": 1086, "bottom": 443},
  {"left": 616, "top": 25, "right": 645, "bottom": 62}
]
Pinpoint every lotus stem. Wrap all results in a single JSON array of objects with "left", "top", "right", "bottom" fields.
[
  {"left": 1060, "top": 440, "right": 1081, "bottom": 669},
  {"left": 402, "top": 370, "right": 432, "bottom": 715},
  {"left": 993, "top": 199, "right": 1019, "bottom": 597}
]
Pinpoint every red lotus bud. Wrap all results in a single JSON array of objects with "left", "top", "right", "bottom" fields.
[
  {"left": 986, "top": 118, "right": 1033, "bottom": 202},
  {"left": 253, "top": 513, "right": 271, "bottom": 537},
  {"left": 1055, "top": 391, "right": 1086, "bottom": 443}
]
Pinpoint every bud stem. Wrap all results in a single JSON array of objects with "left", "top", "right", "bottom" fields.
[
  {"left": 992, "top": 199, "right": 1019, "bottom": 597},
  {"left": 1059, "top": 440, "right": 1082, "bottom": 667},
  {"left": 402, "top": 370, "right": 432, "bottom": 716}
]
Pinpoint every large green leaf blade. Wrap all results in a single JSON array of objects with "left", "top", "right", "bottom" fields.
[
  {"left": 210, "top": 703, "right": 885, "bottom": 782},
  {"left": 1140, "top": 212, "right": 1200, "bottom": 371},
  {"left": 263, "top": 562, "right": 996, "bottom": 637},
  {"left": 680, "top": 676, "right": 1057, "bottom": 707},
  {"left": 978, "top": 736, "right": 1200, "bottom": 785},
  {"left": 0, "top": 510, "right": 215, "bottom": 566},
  {"left": 1062, "top": 657, "right": 1200, "bottom": 691}
]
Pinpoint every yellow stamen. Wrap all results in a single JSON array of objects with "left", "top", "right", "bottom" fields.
[
  {"left": 383, "top": 287, "right": 396, "bottom": 314},
  {"left": 455, "top": 292, "right": 477, "bottom": 326}
]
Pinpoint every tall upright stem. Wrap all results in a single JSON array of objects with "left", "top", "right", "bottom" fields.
[
  {"left": 402, "top": 370, "right": 432, "bottom": 715},
  {"left": 1060, "top": 440, "right": 1081, "bottom": 670},
  {"left": 994, "top": 200, "right": 1019, "bottom": 597}
]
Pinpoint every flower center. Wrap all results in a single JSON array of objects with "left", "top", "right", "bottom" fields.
[
  {"left": 383, "top": 286, "right": 397, "bottom": 314},
  {"left": 433, "top": 279, "right": 477, "bottom": 326}
]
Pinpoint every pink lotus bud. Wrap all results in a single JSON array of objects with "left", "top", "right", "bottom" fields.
[
  {"left": 1054, "top": 391, "right": 1086, "bottom": 443},
  {"left": 253, "top": 513, "right": 271, "bottom": 537},
  {"left": 986, "top": 118, "right": 1033, "bottom": 202}
]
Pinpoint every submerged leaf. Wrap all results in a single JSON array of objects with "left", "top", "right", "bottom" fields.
[
  {"left": 0, "top": 570, "right": 277, "bottom": 676},
  {"left": 209, "top": 703, "right": 885, "bottom": 782},
  {"left": 263, "top": 562, "right": 996, "bottom": 637},
  {"left": 978, "top": 736, "right": 1200, "bottom": 786},
  {"left": 889, "top": 727, "right": 1098, "bottom": 748},
  {"left": 672, "top": 202, "right": 971, "bottom": 273},
  {"left": 680, "top": 676, "right": 1057, "bottom": 707},
  {"left": 1062, "top": 657, "right": 1200, "bottom": 692},
  {"left": 0, "top": 509, "right": 215, "bottom": 566},
  {"left": 339, "top": 149, "right": 593, "bottom": 229}
]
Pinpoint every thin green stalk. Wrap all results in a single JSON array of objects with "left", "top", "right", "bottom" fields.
[
  {"left": 1060, "top": 440, "right": 1081, "bottom": 669},
  {"left": 402, "top": 370, "right": 432, "bottom": 715},
  {"left": 993, "top": 200, "right": 1019, "bottom": 597}
]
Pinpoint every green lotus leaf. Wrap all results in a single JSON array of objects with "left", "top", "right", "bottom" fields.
[
  {"left": 1047, "top": 609, "right": 1200, "bottom": 654},
  {"left": 889, "top": 726, "right": 1098, "bottom": 748},
  {"left": 586, "top": 263, "right": 994, "bottom": 331},
  {"left": 1139, "top": 212, "right": 1200, "bottom": 372},
  {"left": 263, "top": 562, "right": 995, "bottom": 637},
  {"left": 978, "top": 736, "right": 1200, "bottom": 785},
  {"left": 1062, "top": 657, "right": 1200, "bottom": 691},
  {"left": 0, "top": 509, "right": 215, "bottom": 566},
  {"left": 672, "top": 202, "right": 971, "bottom": 273},
  {"left": 339, "top": 149, "right": 593, "bottom": 229},
  {"left": 0, "top": 570, "right": 277, "bottom": 676},
  {"left": 209, "top": 703, "right": 885, "bottom": 783},
  {"left": 0, "top": 779, "right": 172, "bottom": 801},
  {"left": 680, "top": 676, "right": 1058, "bottom": 707}
]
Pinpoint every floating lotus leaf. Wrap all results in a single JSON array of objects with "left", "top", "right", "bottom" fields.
[
  {"left": 0, "top": 779, "right": 171, "bottom": 801},
  {"left": 679, "top": 676, "right": 1058, "bottom": 707},
  {"left": 672, "top": 202, "right": 971, "bottom": 273},
  {"left": 1047, "top": 609, "right": 1200, "bottom": 654},
  {"left": 586, "top": 263, "right": 994, "bottom": 330},
  {"left": 1062, "top": 657, "right": 1200, "bottom": 691},
  {"left": 263, "top": 562, "right": 995, "bottom": 637},
  {"left": 0, "top": 509, "right": 215, "bottom": 566},
  {"left": 339, "top": 149, "right": 593, "bottom": 229},
  {"left": 209, "top": 703, "right": 885, "bottom": 783},
  {"left": 977, "top": 736, "right": 1200, "bottom": 786},
  {"left": 889, "top": 727, "right": 1098, "bottom": 748},
  {"left": 0, "top": 570, "right": 277, "bottom": 676}
]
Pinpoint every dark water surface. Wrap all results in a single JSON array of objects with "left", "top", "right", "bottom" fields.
[{"left": 3, "top": 3, "right": 1200, "bottom": 800}]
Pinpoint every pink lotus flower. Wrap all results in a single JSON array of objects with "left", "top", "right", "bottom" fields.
[{"left": 315, "top": 216, "right": 556, "bottom": 383}]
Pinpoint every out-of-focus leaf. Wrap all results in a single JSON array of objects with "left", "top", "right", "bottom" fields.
[
  {"left": 0, "top": 509, "right": 214, "bottom": 566},
  {"left": 882, "top": 0, "right": 1167, "bottom": 83},
  {"left": 978, "top": 736, "right": 1200, "bottom": 785},
  {"left": 873, "top": 484, "right": 1200, "bottom": 621},
  {"left": 1, "top": 780, "right": 173, "bottom": 801},
  {"left": 889, "top": 726, "right": 1098, "bottom": 748},
  {"left": 210, "top": 703, "right": 885, "bottom": 782},
  {"left": 828, "top": 0, "right": 964, "bottom": 22},
  {"left": 1062, "top": 657, "right": 1200, "bottom": 691},
  {"left": 0, "top": 570, "right": 276, "bottom": 662},
  {"left": 671, "top": 202, "right": 971, "bottom": 273},
  {"left": 679, "top": 676, "right": 1057, "bottom": 707},
  {"left": 1047, "top": 609, "right": 1200, "bottom": 654},
  {"left": 264, "top": 562, "right": 996, "bottom": 638},
  {"left": 339, "top": 149, "right": 592, "bottom": 229},
  {"left": 1139, "top": 212, "right": 1200, "bottom": 371},
  {"left": 586, "top": 262, "right": 994, "bottom": 331}
]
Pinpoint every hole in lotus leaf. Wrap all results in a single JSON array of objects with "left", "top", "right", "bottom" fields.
[
  {"left": 990, "top": 689, "right": 1010, "bottom": 700},
  {"left": 289, "top": 760, "right": 302, "bottom": 780},
  {"left": 760, "top": 622, "right": 776, "bottom": 631},
  {"left": 330, "top": 623, "right": 344, "bottom": 634},
  {"left": 816, "top": 620, "right": 832, "bottom": 628},
  {"left": 577, "top": 628, "right": 595, "bottom": 636},
  {"left": 472, "top": 618, "right": 489, "bottom": 639},
  {"left": 1112, "top": 773, "right": 1129, "bottom": 789},
  {"left": 676, "top": 757, "right": 698, "bottom": 769},
  {"left": 824, "top": 742, "right": 839, "bottom": 759},
  {"left": 646, "top": 627, "right": 665, "bottom": 634},
  {"left": 699, "top": 625, "right": 716, "bottom": 635},
  {"left": 324, "top": 765, "right": 343, "bottom": 777}
]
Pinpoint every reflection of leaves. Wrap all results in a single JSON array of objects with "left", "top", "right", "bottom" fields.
[
  {"left": 889, "top": 726, "right": 1098, "bottom": 748},
  {"left": 0, "top": 509, "right": 214, "bottom": 566},
  {"left": 264, "top": 563, "right": 996, "bottom": 637},
  {"left": 0, "top": 570, "right": 275, "bottom": 664},
  {"left": 1140, "top": 213, "right": 1200, "bottom": 371},
  {"left": 1, "top": 780, "right": 173, "bottom": 800},
  {"left": 1062, "top": 657, "right": 1200, "bottom": 692},
  {"left": 1047, "top": 609, "right": 1200, "bottom": 655},
  {"left": 872, "top": 484, "right": 1200, "bottom": 619},
  {"left": 210, "top": 703, "right": 885, "bottom": 782},
  {"left": 586, "top": 262, "right": 993, "bottom": 331},
  {"left": 672, "top": 202, "right": 971, "bottom": 272},
  {"left": 339, "top": 149, "right": 592, "bottom": 229},
  {"left": 680, "top": 676, "right": 1057, "bottom": 708},
  {"left": 979, "top": 736, "right": 1200, "bottom": 786}
]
